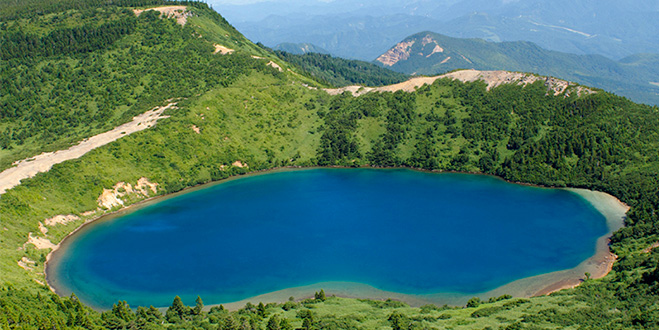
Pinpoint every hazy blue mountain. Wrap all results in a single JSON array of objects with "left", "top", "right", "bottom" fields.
[
  {"left": 209, "top": 0, "right": 460, "bottom": 23},
  {"left": 209, "top": 0, "right": 659, "bottom": 61},
  {"left": 273, "top": 42, "right": 329, "bottom": 55},
  {"left": 224, "top": 13, "right": 440, "bottom": 60},
  {"left": 374, "top": 32, "right": 659, "bottom": 105}
]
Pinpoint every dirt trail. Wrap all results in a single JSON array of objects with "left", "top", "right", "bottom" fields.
[
  {"left": 325, "top": 69, "right": 594, "bottom": 97},
  {"left": 0, "top": 103, "right": 174, "bottom": 195}
]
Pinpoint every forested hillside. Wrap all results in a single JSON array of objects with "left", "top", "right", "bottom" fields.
[
  {"left": 0, "top": 0, "right": 279, "bottom": 170},
  {"left": 274, "top": 51, "right": 409, "bottom": 87},
  {"left": 1, "top": 1, "right": 659, "bottom": 329}
]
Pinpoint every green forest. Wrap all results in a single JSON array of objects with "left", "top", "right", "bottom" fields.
[
  {"left": 0, "top": 0, "right": 273, "bottom": 170},
  {"left": 1, "top": 0, "right": 659, "bottom": 329},
  {"left": 273, "top": 51, "right": 409, "bottom": 87}
]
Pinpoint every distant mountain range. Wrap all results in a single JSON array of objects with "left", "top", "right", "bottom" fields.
[
  {"left": 211, "top": 0, "right": 659, "bottom": 61},
  {"left": 372, "top": 32, "right": 659, "bottom": 106}
]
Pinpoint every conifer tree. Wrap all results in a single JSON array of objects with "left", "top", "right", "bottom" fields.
[
  {"left": 266, "top": 314, "right": 281, "bottom": 330},
  {"left": 314, "top": 289, "right": 326, "bottom": 302},
  {"left": 194, "top": 295, "right": 204, "bottom": 315},
  {"left": 166, "top": 295, "right": 188, "bottom": 323},
  {"left": 257, "top": 302, "right": 267, "bottom": 317},
  {"left": 302, "top": 317, "right": 313, "bottom": 330},
  {"left": 222, "top": 315, "right": 239, "bottom": 330}
]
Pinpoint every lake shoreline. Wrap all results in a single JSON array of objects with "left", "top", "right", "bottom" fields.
[{"left": 44, "top": 165, "right": 629, "bottom": 310}]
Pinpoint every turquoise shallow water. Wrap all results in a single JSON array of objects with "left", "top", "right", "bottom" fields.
[{"left": 47, "top": 169, "right": 608, "bottom": 308}]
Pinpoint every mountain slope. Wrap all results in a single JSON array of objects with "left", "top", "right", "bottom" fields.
[
  {"left": 375, "top": 32, "right": 659, "bottom": 105},
  {"left": 0, "top": 1, "right": 292, "bottom": 171},
  {"left": 274, "top": 51, "right": 409, "bottom": 87},
  {"left": 233, "top": 13, "right": 441, "bottom": 61}
]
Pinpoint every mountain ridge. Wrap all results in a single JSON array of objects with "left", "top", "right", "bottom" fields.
[
  {"left": 215, "top": 0, "right": 659, "bottom": 61},
  {"left": 324, "top": 69, "right": 593, "bottom": 97},
  {"left": 374, "top": 31, "right": 659, "bottom": 105}
]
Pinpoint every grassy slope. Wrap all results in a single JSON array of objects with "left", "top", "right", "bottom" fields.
[
  {"left": 0, "top": 3, "right": 308, "bottom": 171},
  {"left": 0, "top": 69, "right": 325, "bottom": 289},
  {"left": 266, "top": 295, "right": 584, "bottom": 330}
]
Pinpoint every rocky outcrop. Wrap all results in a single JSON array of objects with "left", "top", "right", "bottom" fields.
[
  {"left": 26, "top": 233, "right": 55, "bottom": 250},
  {"left": 214, "top": 44, "right": 235, "bottom": 55},
  {"left": 98, "top": 178, "right": 159, "bottom": 210},
  {"left": 377, "top": 34, "right": 449, "bottom": 66},
  {"left": 44, "top": 214, "right": 80, "bottom": 227},
  {"left": 376, "top": 41, "right": 415, "bottom": 67},
  {"left": 232, "top": 161, "right": 248, "bottom": 168}
]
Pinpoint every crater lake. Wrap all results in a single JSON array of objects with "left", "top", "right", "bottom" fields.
[{"left": 47, "top": 168, "right": 613, "bottom": 309}]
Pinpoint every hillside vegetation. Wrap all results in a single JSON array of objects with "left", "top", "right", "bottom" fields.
[
  {"left": 274, "top": 51, "right": 409, "bottom": 87},
  {"left": 0, "top": 0, "right": 282, "bottom": 171},
  {"left": 374, "top": 32, "right": 659, "bottom": 106},
  {"left": 1, "top": 1, "right": 659, "bottom": 329}
]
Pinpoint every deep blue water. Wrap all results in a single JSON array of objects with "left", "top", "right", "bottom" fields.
[{"left": 48, "top": 169, "right": 608, "bottom": 308}]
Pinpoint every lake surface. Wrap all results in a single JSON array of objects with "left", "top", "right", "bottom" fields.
[{"left": 48, "top": 168, "right": 608, "bottom": 308}]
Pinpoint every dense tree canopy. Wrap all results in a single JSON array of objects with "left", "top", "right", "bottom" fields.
[{"left": 274, "top": 51, "right": 409, "bottom": 87}]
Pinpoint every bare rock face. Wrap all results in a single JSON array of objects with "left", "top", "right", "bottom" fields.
[
  {"left": 98, "top": 178, "right": 159, "bottom": 210},
  {"left": 377, "top": 34, "right": 450, "bottom": 66},
  {"left": 376, "top": 41, "right": 415, "bottom": 66},
  {"left": 421, "top": 34, "right": 444, "bottom": 58}
]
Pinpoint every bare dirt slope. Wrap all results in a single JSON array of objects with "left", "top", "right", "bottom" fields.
[
  {"left": 133, "top": 6, "right": 190, "bottom": 25},
  {"left": 325, "top": 69, "right": 594, "bottom": 97},
  {"left": 0, "top": 103, "right": 174, "bottom": 195}
]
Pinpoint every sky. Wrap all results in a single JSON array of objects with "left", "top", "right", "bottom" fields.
[{"left": 210, "top": 0, "right": 336, "bottom": 3}]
